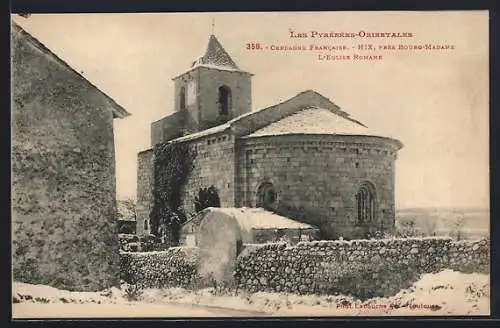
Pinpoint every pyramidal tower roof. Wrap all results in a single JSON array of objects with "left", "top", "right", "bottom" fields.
[
  {"left": 173, "top": 33, "right": 252, "bottom": 80},
  {"left": 191, "top": 34, "right": 240, "bottom": 70}
]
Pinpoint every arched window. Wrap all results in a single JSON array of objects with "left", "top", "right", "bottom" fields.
[
  {"left": 356, "top": 182, "right": 376, "bottom": 225},
  {"left": 257, "top": 182, "right": 277, "bottom": 210},
  {"left": 144, "top": 219, "right": 149, "bottom": 231},
  {"left": 180, "top": 87, "right": 186, "bottom": 111},
  {"left": 218, "top": 85, "right": 231, "bottom": 116}
]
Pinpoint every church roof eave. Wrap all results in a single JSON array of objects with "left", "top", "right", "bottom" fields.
[
  {"left": 241, "top": 133, "right": 404, "bottom": 151},
  {"left": 171, "top": 64, "right": 253, "bottom": 81}
]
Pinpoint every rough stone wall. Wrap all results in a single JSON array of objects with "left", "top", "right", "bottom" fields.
[
  {"left": 237, "top": 134, "right": 399, "bottom": 239},
  {"left": 180, "top": 132, "right": 236, "bottom": 216},
  {"left": 234, "top": 237, "right": 489, "bottom": 299},
  {"left": 136, "top": 149, "right": 154, "bottom": 236},
  {"left": 11, "top": 28, "right": 120, "bottom": 291},
  {"left": 120, "top": 247, "right": 200, "bottom": 289},
  {"left": 136, "top": 132, "right": 237, "bottom": 231},
  {"left": 119, "top": 238, "right": 489, "bottom": 298}
]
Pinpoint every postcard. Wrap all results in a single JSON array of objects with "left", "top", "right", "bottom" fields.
[{"left": 11, "top": 11, "right": 490, "bottom": 318}]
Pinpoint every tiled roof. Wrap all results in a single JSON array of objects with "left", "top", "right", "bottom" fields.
[
  {"left": 244, "top": 106, "right": 385, "bottom": 138},
  {"left": 172, "top": 34, "right": 252, "bottom": 80},
  {"left": 192, "top": 34, "right": 239, "bottom": 70}
]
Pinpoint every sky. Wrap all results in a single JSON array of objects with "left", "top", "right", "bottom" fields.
[{"left": 11, "top": 11, "right": 489, "bottom": 209}]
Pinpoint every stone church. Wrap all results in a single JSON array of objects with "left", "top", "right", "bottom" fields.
[{"left": 136, "top": 33, "right": 403, "bottom": 240}]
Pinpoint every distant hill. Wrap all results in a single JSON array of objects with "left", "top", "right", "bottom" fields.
[{"left": 395, "top": 207, "right": 489, "bottom": 239}]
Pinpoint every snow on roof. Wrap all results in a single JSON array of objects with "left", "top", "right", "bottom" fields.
[
  {"left": 171, "top": 121, "right": 231, "bottom": 143},
  {"left": 244, "top": 106, "right": 386, "bottom": 138},
  {"left": 170, "top": 90, "right": 333, "bottom": 143},
  {"left": 169, "top": 90, "right": 401, "bottom": 148},
  {"left": 205, "top": 207, "right": 317, "bottom": 231}
]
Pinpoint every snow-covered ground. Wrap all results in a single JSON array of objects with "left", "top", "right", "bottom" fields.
[{"left": 12, "top": 270, "right": 489, "bottom": 318}]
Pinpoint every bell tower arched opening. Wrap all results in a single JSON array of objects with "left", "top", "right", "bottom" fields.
[{"left": 218, "top": 85, "right": 232, "bottom": 117}]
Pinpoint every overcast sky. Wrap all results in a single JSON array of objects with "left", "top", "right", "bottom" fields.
[{"left": 12, "top": 11, "right": 489, "bottom": 209}]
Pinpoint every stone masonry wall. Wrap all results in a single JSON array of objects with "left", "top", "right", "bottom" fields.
[
  {"left": 11, "top": 27, "right": 120, "bottom": 291},
  {"left": 120, "top": 247, "right": 200, "bottom": 289},
  {"left": 119, "top": 237, "right": 489, "bottom": 299},
  {"left": 136, "top": 149, "right": 154, "bottom": 236},
  {"left": 136, "top": 132, "right": 237, "bottom": 231},
  {"left": 234, "top": 237, "right": 489, "bottom": 299},
  {"left": 237, "top": 134, "right": 399, "bottom": 240},
  {"left": 180, "top": 132, "right": 236, "bottom": 216}
]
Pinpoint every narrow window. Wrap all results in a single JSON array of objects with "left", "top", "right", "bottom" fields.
[
  {"left": 218, "top": 85, "right": 231, "bottom": 116},
  {"left": 180, "top": 87, "right": 186, "bottom": 111},
  {"left": 356, "top": 182, "right": 376, "bottom": 225}
]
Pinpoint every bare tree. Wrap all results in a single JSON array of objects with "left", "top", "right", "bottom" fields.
[
  {"left": 117, "top": 197, "right": 137, "bottom": 221},
  {"left": 450, "top": 214, "right": 466, "bottom": 241}
]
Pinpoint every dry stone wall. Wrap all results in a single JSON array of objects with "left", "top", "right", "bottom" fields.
[
  {"left": 234, "top": 237, "right": 489, "bottom": 299},
  {"left": 120, "top": 247, "right": 200, "bottom": 289},
  {"left": 120, "top": 237, "right": 489, "bottom": 300}
]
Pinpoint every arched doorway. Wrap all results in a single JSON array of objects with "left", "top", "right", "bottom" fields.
[
  {"left": 218, "top": 85, "right": 231, "bottom": 116},
  {"left": 256, "top": 182, "right": 277, "bottom": 211},
  {"left": 355, "top": 181, "right": 377, "bottom": 236}
]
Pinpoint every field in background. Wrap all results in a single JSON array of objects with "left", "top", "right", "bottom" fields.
[{"left": 396, "top": 207, "right": 489, "bottom": 240}]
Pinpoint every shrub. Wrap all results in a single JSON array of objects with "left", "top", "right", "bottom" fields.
[
  {"left": 150, "top": 142, "right": 196, "bottom": 242},
  {"left": 194, "top": 186, "right": 221, "bottom": 212},
  {"left": 13, "top": 257, "right": 42, "bottom": 283},
  {"left": 121, "top": 283, "right": 143, "bottom": 301}
]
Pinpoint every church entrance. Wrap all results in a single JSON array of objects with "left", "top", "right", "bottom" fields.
[{"left": 355, "top": 181, "right": 376, "bottom": 237}]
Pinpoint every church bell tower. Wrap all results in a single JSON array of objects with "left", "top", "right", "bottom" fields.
[{"left": 171, "top": 34, "right": 253, "bottom": 133}]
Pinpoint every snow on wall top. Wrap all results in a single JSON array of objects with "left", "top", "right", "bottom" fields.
[
  {"left": 244, "top": 106, "right": 384, "bottom": 138},
  {"left": 204, "top": 207, "right": 317, "bottom": 231}
]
